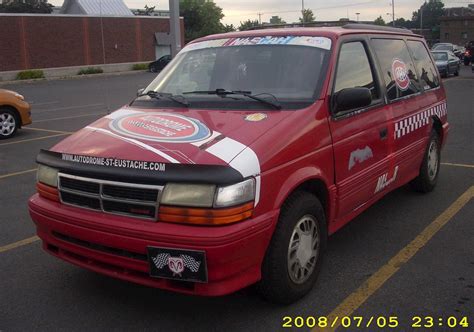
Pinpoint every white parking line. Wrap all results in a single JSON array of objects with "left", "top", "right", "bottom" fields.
[{"left": 34, "top": 112, "right": 106, "bottom": 123}]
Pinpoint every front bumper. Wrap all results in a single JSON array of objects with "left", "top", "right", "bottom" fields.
[
  {"left": 17, "top": 99, "right": 32, "bottom": 126},
  {"left": 29, "top": 194, "right": 277, "bottom": 296}
]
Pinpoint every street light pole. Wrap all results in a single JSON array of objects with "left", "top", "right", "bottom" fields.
[
  {"left": 392, "top": 0, "right": 395, "bottom": 26},
  {"left": 356, "top": 12, "right": 360, "bottom": 22},
  {"left": 169, "top": 0, "right": 181, "bottom": 58}
]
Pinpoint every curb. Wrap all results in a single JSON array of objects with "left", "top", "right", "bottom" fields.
[{"left": 0, "top": 70, "right": 153, "bottom": 86}]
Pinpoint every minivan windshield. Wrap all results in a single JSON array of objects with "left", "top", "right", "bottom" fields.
[{"left": 139, "top": 36, "right": 332, "bottom": 110}]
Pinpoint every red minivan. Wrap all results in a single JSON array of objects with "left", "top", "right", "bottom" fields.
[{"left": 29, "top": 24, "right": 448, "bottom": 304}]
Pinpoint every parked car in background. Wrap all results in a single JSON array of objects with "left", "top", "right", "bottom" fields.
[
  {"left": 464, "top": 41, "right": 474, "bottom": 65},
  {"left": 432, "top": 51, "right": 460, "bottom": 77},
  {"left": 432, "top": 43, "right": 463, "bottom": 59},
  {"left": 0, "top": 89, "right": 31, "bottom": 139},
  {"left": 149, "top": 55, "right": 171, "bottom": 73}
]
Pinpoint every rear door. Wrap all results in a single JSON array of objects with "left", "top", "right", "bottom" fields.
[
  {"left": 371, "top": 38, "right": 443, "bottom": 185},
  {"left": 328, "top": 37, "right": 390, "bottom": 219}
]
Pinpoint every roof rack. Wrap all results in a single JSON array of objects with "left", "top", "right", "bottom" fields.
[
  {"left": 343, "top": 23, "right": 415, "bottom": 34},
  {"left": 244, "top": 20, "right": 357, "bottom": 31}
]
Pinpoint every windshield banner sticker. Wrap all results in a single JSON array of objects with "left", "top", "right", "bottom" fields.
[
  {"left": 61, "top": 153, "right": 166, "bottom": 171},
  {"left": 109, "top": 112, "right": 211, "bottom": 143},
  {"left": 181, "top": 36, "right": 332, "bottom": 53}
]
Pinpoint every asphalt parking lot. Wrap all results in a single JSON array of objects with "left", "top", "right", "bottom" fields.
[{"left": 1, "top": 67, "right": 473, "bottom": 331}]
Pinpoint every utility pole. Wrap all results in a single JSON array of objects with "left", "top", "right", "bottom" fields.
[
  {"left": 392, "top": 0, "right": 395, "bottom": 26},
  {"left": 301, "top": 0, "right": 305, "bottom": 24},
  {"left": 420, "top": 1, "right": 426, "bottom": 31},
  {"left": 169, "top": 0, "right": 181, "bottom": 58}
]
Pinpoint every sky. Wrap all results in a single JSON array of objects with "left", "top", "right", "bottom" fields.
[{"left": 49, "top": 0, "right": 473, "bottom": 25}]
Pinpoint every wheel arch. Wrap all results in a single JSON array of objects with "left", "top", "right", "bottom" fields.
[
  {"left": 273, "top": 168, "right": 332, "bottom": 225},
  {"left": 431, "top": 115, "right": 443, "bottom": 145}
]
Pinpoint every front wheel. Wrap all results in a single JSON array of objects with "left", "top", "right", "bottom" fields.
[
  {"left": 0, "top": 108, "right": 18, "bottom": 139},
  {"left": 257, "top": 191, "right": 327, "bottom": 304},
  {"left": 410, "top": 130, "right": 440, "bottom": 193}
]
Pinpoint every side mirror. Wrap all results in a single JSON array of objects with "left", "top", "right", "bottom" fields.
[
  {"left": 137, "top": 88, "right": 145, "bottom": 97},
  {"left": 334, "top": 87, "right": 372, "bottom": 114}
]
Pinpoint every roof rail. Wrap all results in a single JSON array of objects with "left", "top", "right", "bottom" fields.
[
  {"left": 244, "top": 20, "right": 358, "bottom": 31},
  {"left": 343, "top": 23, "right": 415, "bottom": 34}
]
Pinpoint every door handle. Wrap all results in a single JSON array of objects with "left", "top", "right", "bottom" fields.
[{"left": 379, "top": 127, "right": 388, "bottom": 140}]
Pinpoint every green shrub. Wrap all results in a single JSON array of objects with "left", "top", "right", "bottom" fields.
[
  {"left": 16, "top": 70, "right": 44, "bottom": 80},
  {"left": 77, "top": 67, "right": 103, "bottom": 75},
  {"left": 132, "top": 63, "right": 149, "bottom": 71}
]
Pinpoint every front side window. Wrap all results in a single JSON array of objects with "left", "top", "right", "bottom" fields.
[
  {"left": 407, "top": 40, "right": 440, "bottom": 90},
  {"left": 142, "top": 36, "right": 332, "bottom": 110},
  {"left": 371, "top": 39, "right": 421, "bottom": 101},
  {"left": 334, "top": 41, "right": 379, "bottom": 101}
]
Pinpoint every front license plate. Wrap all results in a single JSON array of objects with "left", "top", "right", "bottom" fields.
[{"left": 147, "top": 246, "right": 208, "bottom": 283}]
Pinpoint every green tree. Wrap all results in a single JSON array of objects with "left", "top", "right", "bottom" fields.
[
  {"left": 143, "top": 5, "right": 155, "bottom": 16},
  {"left": 412, "top": 0, "right": 444, "bottom": 36},
  {"left": 374, "top": 16, "right": 386, "bottom": 26},
  {"left": 180, "top": 0, "right": 227, "bottom": 42},
  {"left": 238, "top": 19, "right": 260, "bottom": 31},
  {"left": 223, "top": 24, "right": 236, "bottom": 32},
  {"left": 269, "top": 15, "right": 286, "bottom": 25},
  {"left": 299, "top": 9, "right": 315, "bottom": 24},
  {"left": 0, "top": 0, "right": 53, "bottom": 13}
]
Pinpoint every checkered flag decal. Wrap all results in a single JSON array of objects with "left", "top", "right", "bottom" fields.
[
  {"left": 394, "top": 102, "right": 447, "bottom": 139},
  {"left": 152, "top": 253, "right": 170, "bottom": 269},
  {"left": 180, "top": 254, "right": 201, "bottom": 272}
]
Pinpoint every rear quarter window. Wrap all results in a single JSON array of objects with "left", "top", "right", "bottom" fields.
[
  {"left": 407, "top": 40, "right": 440, "bottom": 90},
  {"left": 371, "top": 39, "right": 421, "bottom": 101}
]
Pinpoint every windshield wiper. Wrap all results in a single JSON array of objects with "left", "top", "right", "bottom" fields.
[
  {"left": 183, "top": 89, "right": 282, "bottom": 110},
  {"left": 138, "top": 91, "right": 189, "bottom": 107}
]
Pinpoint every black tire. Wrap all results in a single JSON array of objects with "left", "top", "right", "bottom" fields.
[
  {"left": 464, "top": 58, "right": 470, "bottom": 66},
  {"left": 410, "top": 130, "right": 440, "bottom": 193},
  {"left": 149, "top": 64, "right": 158, "bottom": 73},
  {"left": 256, "top": 191, "right": 327, "bottom": 304},
  {"left": 0, "top": 108, "right": 19, "bottom": 139},
  {"left": 454, "top": 67, "right": 459, "bottom": 76}
]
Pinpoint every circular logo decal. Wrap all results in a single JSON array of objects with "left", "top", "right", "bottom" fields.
[
  {"left": 109, "top": 112, "right": 211, "bottom": 143},
  {"left": 392, "top": 58, "right": 410, "bottom": 91},
  {"left": 244, "top": 113, "right": 267, "bottom": 122}
]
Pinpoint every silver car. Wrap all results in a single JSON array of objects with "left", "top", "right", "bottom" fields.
[{"left": 432, "top": 51, "right": 460, "bottom": 78}]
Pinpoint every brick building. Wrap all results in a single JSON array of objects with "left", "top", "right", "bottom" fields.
[
  {"left": 0, "top": 14, "right": 184, "bottom": 72},
  {"left": 440, "top": 16, "right": 474, "bottom": 46}
]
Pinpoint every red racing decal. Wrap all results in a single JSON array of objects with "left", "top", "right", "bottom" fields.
[
  {"left": 109, "top": 112, "right": 211, "bottom": 143},
  {"left": 392, "top": 58, "right": 410, "bottom": 91}
]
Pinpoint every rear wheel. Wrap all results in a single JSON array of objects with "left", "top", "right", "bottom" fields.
[
  {"left": 410, "top": 130, "right": 440, "bottom": 193},
  {"left": 257, "top": 191, "right": 327, "bottom": 304},
  {"left": 0, "top": 108, "right": 18, "bottom": 139},
  {"left": 464, "top": 57, "right": 470, "bottom": 66}
]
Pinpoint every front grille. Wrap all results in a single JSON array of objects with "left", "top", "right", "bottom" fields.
[{"left": 58, "top": 173, "right": 162, "bottom": 220}]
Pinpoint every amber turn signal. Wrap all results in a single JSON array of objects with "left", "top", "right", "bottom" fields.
[
  {"left": 158, "top": 201, "right": 254, "bottom": 225},
  {"left": 37, "top": 182, "right": 60, "bottom": 202}
]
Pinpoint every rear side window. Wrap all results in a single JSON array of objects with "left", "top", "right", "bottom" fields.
[
  {"left": 371, "top": 39, "right": 420, "bottom": 101},
  {"left": 334, "top": 42, "right": 379, "bottom": 101},
  {"left": 407, "top": 40, "right": 440, "bottom": 90}
]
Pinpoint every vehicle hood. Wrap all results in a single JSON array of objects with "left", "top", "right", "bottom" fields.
[{"left": 51, "top": 106, "right": 292, "bottom": 173}]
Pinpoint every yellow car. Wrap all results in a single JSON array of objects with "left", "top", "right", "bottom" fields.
[{"left": 0, "top": 89, "right": 31, "bottom": 139}]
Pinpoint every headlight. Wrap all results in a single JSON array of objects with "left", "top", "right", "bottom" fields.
[
  {"left": 14, "top": 93, "right": 24, "bottom": 101},
  {"left": 161, "top": 183, "right": 216, "bottom": 207},
  {"left": 214, "top": 178, "right": 255, "bottom": 207},
  {"left": 37, "top": 165, "right": 59, "bottom": 187}
]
